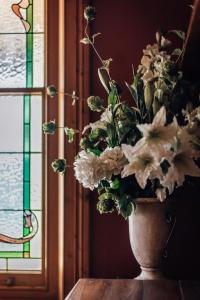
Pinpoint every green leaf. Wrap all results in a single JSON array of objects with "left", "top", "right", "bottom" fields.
[
  {"left": 100, "top": 180, "right": 110, "bottom": 188},
  {"left": 80, "top": 37, "right": 90, "bottom": 44},
  {"left": 64, "top": 127, "right": 75, "bottom": 143},
  {"left": 125, "top": 81, "right": 138, "bottom": 107},
  {"left": 110, "top": 178, "right": 120, "bottom": 190},
  {"left": 88, "top": 148, "right": 102, "bottom": 156},
  {"left": 107, "top": 122, "right": 117, "bottom": 147},
  {"left": 171, "top": 48, "right": 182, "bottom": 56},
  {"left": 118, "top": 195, "right": 134, "bottom": 219},
  {"left": 169, "top": 30, "right": 185, "bottom": 40},
  {"left": 108, "top": 87, "right": 117, "bottom": 107},
  {"left": 98, "top": 192, "right": 115, "bottom": 201}
]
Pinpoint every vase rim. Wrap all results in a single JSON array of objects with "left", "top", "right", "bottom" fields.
[{"left": 134, "top": 198, "right": 162, "bottom": 203}]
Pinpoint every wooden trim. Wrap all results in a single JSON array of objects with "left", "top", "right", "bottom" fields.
[
  {"left": 58, "top": 0, "right": 65, "bottom": 299},
  {"left": 64, "top": 0, "right": 90, "bottom": 296},
  {"left": 0, "top": 0, "right": 60, "bottom": 298}
]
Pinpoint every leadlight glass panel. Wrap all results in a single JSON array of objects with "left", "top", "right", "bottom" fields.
[
  {"left": 0, "top": 0, "right": 44, "bottom": 272},
  {"left": 0, "top": 0, "right": 44, "bottom": 88}
]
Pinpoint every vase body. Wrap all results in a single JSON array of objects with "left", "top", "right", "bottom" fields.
[{"left": 129, "top": 198, "right": 170, "bottom": 280}]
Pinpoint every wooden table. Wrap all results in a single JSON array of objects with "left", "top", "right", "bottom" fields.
[{"left": 65, "top": 279, "right": 200, "bottom": 300}]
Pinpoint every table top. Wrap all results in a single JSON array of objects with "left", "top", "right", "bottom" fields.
[{"left": 65, "top": 279, "right": 200, "bottom": 300}]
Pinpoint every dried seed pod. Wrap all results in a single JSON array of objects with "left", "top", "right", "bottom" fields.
[{"left": 98, "top": 68, "right": 111, "bottom": 94}]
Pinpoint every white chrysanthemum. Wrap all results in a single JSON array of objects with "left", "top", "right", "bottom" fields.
[
  {"left": 74, "top": 151, "right": 106, "bottom": 190},
  {"left": 100, "top": 147, "right": 127, "bottom": 179}
]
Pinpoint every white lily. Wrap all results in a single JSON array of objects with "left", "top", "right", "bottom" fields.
[
  {"left": 135, "top": 106, "right": 178, "bottom": 157},
  {"left": 121, "top": 145, "right": 162, "bottom": 189},
  {"left": 162, "top": 141, "right": 200, "bottom": 194}
]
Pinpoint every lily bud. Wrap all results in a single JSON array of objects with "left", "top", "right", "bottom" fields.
[{"left": 144, "top": 82, "right": 153, "bottom": 110}]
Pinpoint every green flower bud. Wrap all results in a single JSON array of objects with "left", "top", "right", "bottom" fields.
[
  {"left": 87, "top": 96, "right": 104, "bottom": 112},
  {"left": 89, "top": 128, "right": 107, "bottom": 141},
  {"left": 42, "top": 120, "right": 57, "bottom": 135},
  {"left": 84, "top": 6, "right": 96, "bottom": 22},
  {"left": 47, "top": 85, "right": 57, "bottom": 98},
  {"left": 51, "top": 159, "right": 67, "bottom": 173},
  {"left": 80, "top": 137, "right": 92, "bottom": 150},
  {"left": 97, "top": 198, "right": 115, "bottom": 214}
]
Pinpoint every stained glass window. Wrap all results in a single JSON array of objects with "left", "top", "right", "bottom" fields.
[{"left": 0, "top": 1, "right": 44, "bottom": 272}]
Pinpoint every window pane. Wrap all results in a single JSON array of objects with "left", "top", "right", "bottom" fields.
[
  {"left": 0, "top": 96, "right": 23, "bottom": 152},
  {"left": 0, "top": 1, "right": 44, "bottom": 88},
  {"left": 0, "top": 94, "right": 43, "bottom": 271},
  {"left": 0, "top": 0, "right": 44, "bottom": 273}
]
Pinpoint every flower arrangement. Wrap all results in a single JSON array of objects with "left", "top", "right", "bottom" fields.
[{"left": 44, "top": 7, "right": 200, "bottom": 219}]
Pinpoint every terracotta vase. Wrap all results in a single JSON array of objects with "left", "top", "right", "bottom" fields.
[{"left": 128, "top": 198, "right": 170, "bottom": 280}]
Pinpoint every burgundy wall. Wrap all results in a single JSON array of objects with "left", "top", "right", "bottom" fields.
[{"left": 89, "top": 0, "right": 196, "bottom": 279}]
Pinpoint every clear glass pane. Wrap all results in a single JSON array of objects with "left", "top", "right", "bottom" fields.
[
  {"left": 0, "top": 154, "right": 23, "bottom": 210},
  {"left": 0, "top": 211, "right": 23, "bottom": 252},
  {"left": 34, "top": 0, "right": 45, "bottom": 32},
  {"left": 0, "top": 34, "right": 26, "bottom": 88},
  {"left": 0, "top": 33, "right": 44, "bottom": 88},
  {"left": 31, "top": 96, "right": 42, "bottom": 151},
  {"left": 0, "top": 259, "right": 7, "bottom": 270},
  {"left": 31, "top": 155, "right": 42, "bottom": 210},
  {"left": 0, "top": 96, "right": 23, "bottom": 152},
  {"left": 8, "top": 258, "right": 42, "bottom": 271},
  {"left": 33, "top": 34, "right": 44, "bottom": 87}
]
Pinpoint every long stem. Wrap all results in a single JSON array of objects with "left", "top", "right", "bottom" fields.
[{"left": 85, "top": 22, "right": 112, "bottom": 81}]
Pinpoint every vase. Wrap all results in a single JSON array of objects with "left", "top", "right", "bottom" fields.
[{"left": 128, "top": 198, "right": 171, "bottom": 280}]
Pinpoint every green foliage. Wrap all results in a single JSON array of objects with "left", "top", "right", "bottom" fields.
[
  {"left": 171, "top": 48, "right": 182, "bottom": 56},
  {"left": 169, "top": 30, "right": 185, "bottom": 40},
  {"left": 118, "top": 194, "right": 135, "bottom": 219},
  {"left": 51, "top": 159, "right": 67, "bottom": 174},
  {"left": 42, "top": 120, "right": 57, "bottom": 135},
  {"left": 64, "top": 127, "right": 76, "bottom": 143}
]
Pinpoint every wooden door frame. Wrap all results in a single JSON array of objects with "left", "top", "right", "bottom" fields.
[{"left": 64, "top": 0, "right": 91, "bottom": 296}]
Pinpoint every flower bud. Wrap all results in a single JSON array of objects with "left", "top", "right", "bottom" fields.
[
  {"left": 87, "top": 96, "right": 104, "bottom": 112},
  {"left": 47, "top": 85, "right": 57, "bottom": 98},
  {"left": 42, "top": 120, "right": 57, "bottom": 134},
  {"left": 97, "top": 198, "right": 115, "bottom": 214},
  {"left": 144, "top": 82, "right": 153, "bottom": 110},
  {"left": 84, "top": 6, "right": 96, "bottom": 22},
  {"left": 51, "top": 159, "right": 67, "bottom": 173},
  {"left": 80, "top": 137, "right": 92, "bottom": 150},
  {"left": 89, "top": 128, "right": 107, "bottom": 141}
]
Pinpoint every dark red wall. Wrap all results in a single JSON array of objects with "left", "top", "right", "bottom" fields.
[{"left": 89, "top": 0, "right": 195, "bottom": 279}]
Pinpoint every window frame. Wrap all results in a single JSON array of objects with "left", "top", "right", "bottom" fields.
[{"left": 0, "top": 0, "right": 90, "bottom": 299}]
